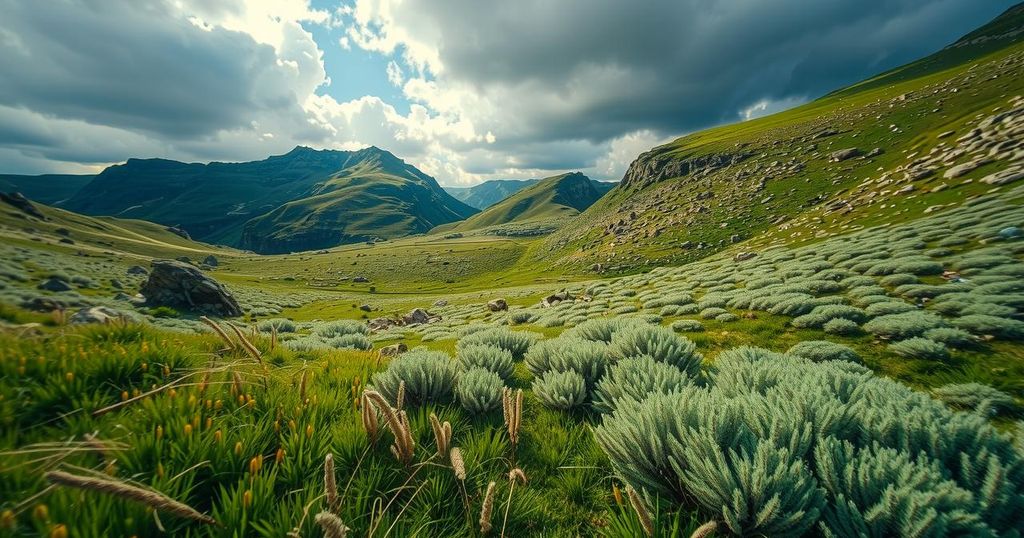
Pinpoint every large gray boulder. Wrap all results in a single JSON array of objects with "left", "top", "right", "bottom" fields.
[{"left": 140, "top": 259, "right": 242, "bottom": 316}]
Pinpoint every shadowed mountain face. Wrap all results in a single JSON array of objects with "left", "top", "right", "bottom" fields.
[
  {"left": 0, "top": 174, "right": 94, "bottom": 205},
  {"left": 62, "top": 146, "right": 477, "bottom": 253},
  {"left": 437, "top": 172, "right": 614, "bottom": 234}
]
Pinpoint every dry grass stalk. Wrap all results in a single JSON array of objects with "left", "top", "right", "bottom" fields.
[
  {"left": 502, "top": 388, "right": 523, "bottom": 447},
  {"left": 363, "top": 390, "right": 413, "bottom": 464},
  {"left": 396, "top": 380, "right": 405, "bottom": 411},
  {"left": 479, "top": 481, "right": 496, "bottom": 535},
  {"left": 270, "top": 324, "right": 278, "bottom": 351},
  {"left": 500, "top": 468, "right": 528, "bottom": 537},
  {"left": 298, "top": 365, "right": 309, "bottom": 402},
  {"left": 626, "top": 487, "right": 654, "bottom": 537},
  {"left": 360, "top": 393, "right": 379, "bottom": 445},
  {"left": 226, "top": 322, "right": 263, "bottom": 364},
  {"left": 314, "top": 511, "right": 349, "bottom": 538},
  {"left": 689, "top": 520, "right": 718, "bottom": 538},
  {"left": 199, "top": 316, "right": 235, "bottom": 351},
  {"left": 45, "top": 470, "right": 216, "bottom": 525},
  {"left": 232, "top": 371, "right": 245, "bottom": 395},
  {"left": 324, "top": 454, "right": 339, "bottom": 513},
  {"left": 450, "top": 447, "right": 466, "bottom": 480},
  {"left": 429, "top": 413, "right": 451, "bottom": 457}
]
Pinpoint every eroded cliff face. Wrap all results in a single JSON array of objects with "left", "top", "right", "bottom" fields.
[{"left": 621, "top": 147, "right": 753, "bottom": 190}]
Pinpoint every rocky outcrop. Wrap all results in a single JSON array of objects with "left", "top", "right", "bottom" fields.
[
  {"left": 140, "top": 259, "right": 242, "bottom": 316},
  {"left": 0, "top": 192, "right": 45, "bottom": 219},
  {"left": 487, "top": 298, "right": 508, "bottom": 312},
  {"left": 621, "top": 148, "right": 752, "bottom": 190}
]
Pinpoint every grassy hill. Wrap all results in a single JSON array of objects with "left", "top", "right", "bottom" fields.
[
  {"left": 63, "top": 146, "right": 475, "bottom": 251},
  {"left": 539, "top": 3, "right": 1024, "bottom": 274},
  {"left": 0, "top": 173, "right": 94, "bottom": 205},
  {"left": 445, "top": 179, "right": 541, "bottom": 209},
  {"left": 436, "top": 172, "right": 611, "bottom": 235}
]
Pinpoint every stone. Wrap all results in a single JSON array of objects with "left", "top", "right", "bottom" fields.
[
  {"left": 829, "top": 148, "right": 861, "bottom": 162},
  {"left": 980, "top": 167, "right": 1024, "bottom": 185},
  {"left": 379, "top": 343, "right": 408, "bottom": 357},
  {"left": 175, "top": 256, "right": 192, "bottom": 264},
  {"left": 165, "top": 226, "right": 191, "bottom": 240},
  {"left": 998, "top": 226, "right": 1023, "bottom": 239},
  {"left": 542, "top": 291, "right": 573, "bottom": 308},
  {"left": 38, "top": 277, "right": 72, "bottom": 292},
  {"left": 110, "top": 279, "right": 124, "bottom": 290},
  {"left": 140, "top": 259, "right": 243, "bottom": 316},
  {"left": 359, "top": 304, "right": 372, "bottom": 312},
  {"left": 865, "top": 147, "right": 884, "bottom": 158},
  {"left": 402, "top": 308, "right": 432, "bottom": 325},
  {"left": 21, "top": 297, "right": 67, "bottom": 312},
  {"left": 368, "top": 317, "right": 396, "bottom": 331},
  {"left": 487, "top": 298, "right": 508, "bottom": 312},
  {"left": 353, "top": 276, "right": 370, "bottom": 283},
  {"left": 202, "top": 255, "right": 219, "bottom": 267},
  {"left": 69, "top": 306, "right": 124, "bottom": 325},
  {"left": 733, "top": 251, "right": 757, "bottom": 262},
  {"left": 127, "top": 265, "right": 148, "bottom": 276},
  {"left": 433, "top": 299, "right": 448, "bottom": 307},
  {"left": 113, "top": 292, "right": 133, "bottom": 301}
]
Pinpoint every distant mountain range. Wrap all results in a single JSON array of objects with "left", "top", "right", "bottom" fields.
[
  {"left": 435, "top": 172, "right": 612, "bottom": 234},
  {"left": 445, "top": 178, "right": 614, "bottom": 210},
  {"left": 3, "top": 146, "right": 478, "bottom": 254}
]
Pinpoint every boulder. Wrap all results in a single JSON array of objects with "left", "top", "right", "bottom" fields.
[
  {"left": 368, "top": 317, "right": 396, "bottom": 331},
  {"left": 487, "top": 298, "right": 508, "bottom": 312},
  {"left": 0, "top": 192, "right": 45, "bottom": 219},
  {"left": 165, "top": 226, "right": 191, "bottom": 240},
  {"left": 733, "top": 251, "right": 757, "bottom": 262},
  {"left": 69, "top": 306, "right": 124, "bottom": 325},
  {"left": 175, "top": 256, "right": 192, "bottom": 264},
  {"left": 542, "top": 291, "right": 573, "bottom": 308},
  {"left": 829, "top": 148, "right": 861, "bottom": 162},
  {"left": 127, "top": 265, "right": 148, "bottom": 276},
  {"left": 38, "top": 277, "right": 72, "bottom": 292},
  {"left": 353, "top": 276, "right": 370, "bottom": 283},
  {"left": 379, "top": 343, "right": 408, "bottom": 358},
  {"left": 359, "top": 304, "right": 373, "bottom": 312},
  {"left": 202, "top": 255, "right": 219, "bottom": 267},
  {"left": 402, "top": 308, "right": 433, "bottom": 325},
  {"left": 21, "top": 297, "right": 67, "bottom": 312},
  {"left": 140, "top": 259, "right": 243, "bottom": 316}
]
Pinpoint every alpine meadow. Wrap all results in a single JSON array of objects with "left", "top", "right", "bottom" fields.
[{"left": 3, "top": 1, "right": 1024, "bottom": 537}]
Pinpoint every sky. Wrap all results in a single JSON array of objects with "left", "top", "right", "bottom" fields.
[{"left": 0, "top": 0, "right": 1016, "bottom": 186}]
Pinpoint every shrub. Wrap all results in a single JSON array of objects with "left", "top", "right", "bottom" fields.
[
  {"left": 932, "top": 382, "right": 1019, "bottom": 416},
  {"left": 863, "top": 311, "right": 946, "bottom": 340},
  {"left": 370, "top": 349, "right": 458, "bottom": 406},
  {"left": 257, "top": 318, "right": 297, "bottom": 333},
  {"left": 544, "top": 339, "right": 609, "bottom": 388},
  {"left": 592, "top": 356, "right": 691, "bottom": 413},
  {"left": 791, "top": 304, "right": 867, "bottom": 329},
  {"left": 922, "top": 327, "right": 978, "bottom": 348},
  {"left": 456, "top": 367, "right": 504, "bottom": 414},
  {"left": 715, "top": 312, "right": 738, "bottom": 322},
  {"left": 564, "top": 318, "right": 631, "bottom": 343},
  {"left": 314, "top": 319, "right": 369, "bottom": 338},
  {"left": 879, "top": 273, "right": 918, "bottom": 287},
  {"left": 533, "top": 370, "right": 587, "bottom": 411},
  {"left": 823, "top": 318, "right": 860, "bottom": 335},
  {"left": 699, "top": 307, "right": 728, "bottom": 319},
  {"left": 457, "top": 327, "right": 540, "bottom": 359},
  {"left": 888, "top": 337, "right": 950, "bottom": 361},
  {"left": 508, "top": 311, "right": 532, "bottom": 324},
  {"left": 671, "top": 319, "right": 704, "bottom": 332},
  {"left": 953, "top": 315, "right": 1024, "bottom": 340},
  {"left": 787, "top": 340, "right": 862, "bottom": 364},
  {"left": 607, "top": 324, "right": 702, "bottom": 377},
  {"left": 864, "top": 301, "right": 916, "bottom": 317},
  {"left": 457, "top": 344, "right": 514, "bottom": 381},
  {"left": 328, "top": 333, "right": 373, "bottom": 351}
]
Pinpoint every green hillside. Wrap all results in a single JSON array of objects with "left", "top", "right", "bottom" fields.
[
  {"left": 63, "top": 146, "right": 475, "bottom": 251},
  {"left": 239, "top": 154, "right": 478, "bottom": 254},
  {"left": 0, "top": 173, "right": 94, "bottom": 205},
  {"left": 437, "top": 172, "right": 610, "bottom": 235},
  {"left": 540, "top": 4, "right": 1024, "bottom": 274}
]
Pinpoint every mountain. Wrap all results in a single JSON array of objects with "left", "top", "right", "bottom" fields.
[
  {"left": 62, "top": 146, "right": 477, "bottom": 253},
  {"left": 239, "top": 151, "right": 478, "bottom": 254},
  {"left": 435, "top": 172, "right": 610, "bottom": 235},
  {"left": 540, "top": 3, "right": 1024, "bottom": 274},
  {"left": 445, "top": 179, "right": 541, "bottom": 209},
  {"left": 0, "top": 174, "right": 94, "bottom": 205}
]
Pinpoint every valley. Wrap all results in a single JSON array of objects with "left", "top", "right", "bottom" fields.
[{"left": 1, "top": 4, "right": 1024, "bottom": 538}]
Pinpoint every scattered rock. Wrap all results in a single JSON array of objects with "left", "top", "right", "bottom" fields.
[
  {"left": 69, "top": 306, "right": 124, "bottom": 325},
  {"left": 202, "top": 255, "right": 219, "bottom": 267},
  {"left": 998, "top": 226, "right": 1023, "bottom": 239},
  {"left": 487, "top": 298, "right": 508, "bottom": 312},
  {"left": 140, "top": 259, "right": 243, "bottom": 316},
  {"left": 980, "top": 167, "right": 1024, "bottom": 185},
  {"left": 175, "top": 256, "right": 192, "bottom": 264},
  {"left": 21, "top": 297, "right": 67, "bottom": 312},
  {"left": 368, "top": 317, "right": 396, "bottom": 331},
  {"left": 829, "top": 148, "right": 861, "bottom": 162},
  {"left": 402, "top": 308, "right": 434, "bottom": 325},
  {"left": 127, "top": 265, "right": 149, "bottom": 276},
  {"left": 359, "top": 304, "right": 372, "bottom": 312},
  {"left": 353, "top": 276, "right": 370, "bottom": 283},
  {"left": 433, "top": 299, "right": 448, "bottom": 307},
  {"left": 110, "top": 279, "right": 124, "bottom": 290},
  {"left": 165, "top": 226, "right": 191, "bottom": 240},
  {"left": 865, "top": 147, "right": 884, "bottom": 158},
  {"left": 733, "top": 251, "right": 757, "bottom": 262},
  {"left": 113, "top": 292, "right": 133, "bottom": 301},
  {"left": 944, "top": 159, "right": 990, "bottom": 179},
  {"left": 38, "top": 277, "right": 72, "bottom": 292},
  {"left": 379, "top": 343, "right": 408, "bottom": 357},
  {"left": 542, "top": 291, "right": 573, "bottom": 308}
]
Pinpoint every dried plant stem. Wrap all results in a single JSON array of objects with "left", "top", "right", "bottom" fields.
[
  {"left": 226, "top": 322, "right": 263, "bottom": 364},
  {"left": 315, "top": 511, "right": 349, "bottom": 538},
  {"left": 626, "top": 487, "right": 654, "bottom": 537},
  {"left": 361, "top": 393, "right": 379, "bottom": 445},
  {"left": 689, "top": 520, "right": 718, "bottom": 538},
  {"left": 500, "top": 469, "right": 526, "bottom": 538},
  {"left": 363, "top": 390, "right": 413, "bottom": 465},
  {"left": 324, "top": 453, "right": 339, "bottom": 513},
  {"left": 479, "top": 481, "right": 496, "bottom": 535},
  {"left": 45, "top": 470, "right": 217, "bottom": 525},
  {"left": 428, "top": 413, "right": 451, "bottom": 457},
  {"left": 199, "top": 316, "right": 236, "bottom": 351}
]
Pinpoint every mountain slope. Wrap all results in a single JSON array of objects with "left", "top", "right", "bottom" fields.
[
  {"left": 445, "top": 179, "right": 541, "bottom": 209},
  {"left": 0, "top": 174, "right": 95, "bottom": 205},
  {"left": 437, "top": 172, "right": 609, "bottom": 234},
  {"left": 239, "top": 153, "right": 478, "bottom": 253},
  {"left": 63, "top": 146, "right": 476, "bottom": 252},
  {"left": 540, "top": 4, "right": 1024, "bottom": 274}
]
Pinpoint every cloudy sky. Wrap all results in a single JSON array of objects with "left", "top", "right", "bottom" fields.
[{"left": 0, "top": 0, "right": 1015, "bottom": 185}]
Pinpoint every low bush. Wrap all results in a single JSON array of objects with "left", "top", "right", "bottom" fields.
[
  {"left": 564, "top": 317, "right": 632, "bottom": 343},
  {"left": 715, "top": 312, "right": 738, "bottom": 322},
  {"left": 923, "top": 327, "right": 979, "bottom": 348},
  {"left": 863, "top": 311, "right": 946, "bottom": 340},
  {"left": 457, "top": 327, "right": 540, "bottom": 359},
  {"left": 787, "top": 340, "right": 862, "bottom": 363},
  {"left": 953, "top": 315, "right": 1024, "bottom": 340},
  {"left": 370, "top": 349, "right": 458, "bottom": 406},
  {"left": 314, "top": 319, "right": 369, "bottom": 338},
  {"left": 865, "top": 301, "right": 916, "bottom": 317},
  {"left": 791, "top": 304, "right": 867, "bottom": 329},
  {"left": 671, "top": 319, "right": 704, "bottom": 332},
  {"left": 457, "top": 344, "right": 514, "bottom": 381},
  {"left": 533, "top": 370, "right": 587, "bottom": 411},
  {"left": 699, "top": 307, "right": 728, "bottom": 319},
  {"left": 932, "top": 382, "right": 1019, "bottom": 416},
  {"left": 592, "top": 356, "right": 692, "bottom": 413},
  {"left": 607, "top": 324, "right": 703, "bottom": 377},
  {"left": 456, "top": 367, "right": 504, "bottom": 414},
  {"left": 888, "top": 337, "right": 950, "bottom": 361},
  {"left": 257, "top": 318, "right": 297, "bottom": 333},
  {"left": 823, "top": 318, "right": 860, "bottom": 335},
  {"left": 327, "top": 333, "right": 373, "bottom": 351}
]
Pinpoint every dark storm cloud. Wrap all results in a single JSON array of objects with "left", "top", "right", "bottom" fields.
[
  {"left": 0, "top": 0, "right": 303, "bottom": 139},
  {"left": 388, "top": 0, "right": 1017, "bottom": 145}
]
